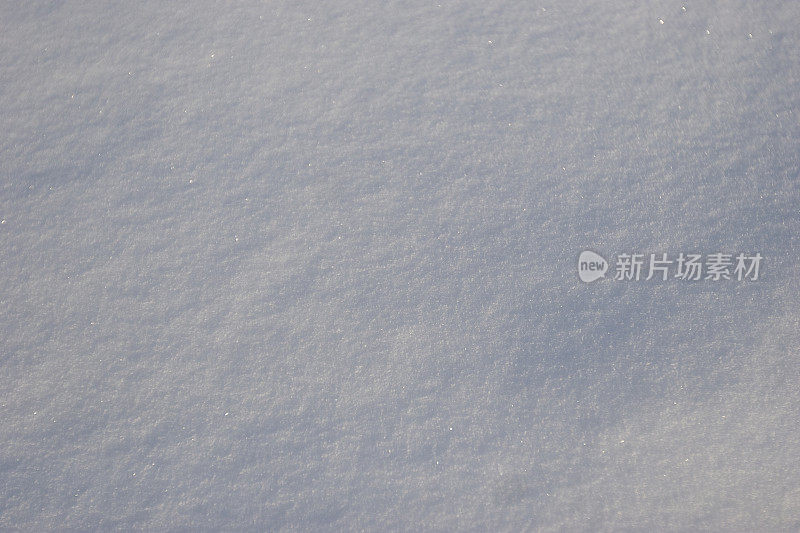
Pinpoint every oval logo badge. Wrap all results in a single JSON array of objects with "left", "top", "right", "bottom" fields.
[{"left": 578, "top": 251, "right": 608, "bottom": 283}]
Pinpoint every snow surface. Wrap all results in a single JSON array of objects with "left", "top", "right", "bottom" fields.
[{"left": 2, "top": 1, "right": 799, "bottom": 530}]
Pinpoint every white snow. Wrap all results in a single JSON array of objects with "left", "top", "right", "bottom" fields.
[{"left": 1, "top": 0, "right": 799, "bottom": 530}]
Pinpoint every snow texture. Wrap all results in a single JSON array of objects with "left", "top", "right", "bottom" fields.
[{"left": 2, "top": 1, "right": 799, "bottom": 530}]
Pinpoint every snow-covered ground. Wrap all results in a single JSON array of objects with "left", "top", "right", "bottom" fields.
[{"left": 2, "top": 1, "right": 799, "bottom": 530}]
